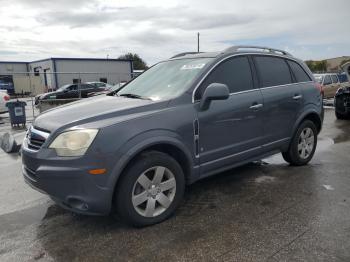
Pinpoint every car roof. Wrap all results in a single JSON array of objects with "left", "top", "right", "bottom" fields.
[{"left": 169, "top": 45, "right": 293, "bottom": 61}]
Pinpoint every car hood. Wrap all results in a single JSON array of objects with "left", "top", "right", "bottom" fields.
[{"left": 33, "top": 95, "right": 166, "bottom": 132}]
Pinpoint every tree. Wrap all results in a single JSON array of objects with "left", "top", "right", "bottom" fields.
[
  {"left": 305, "top": 60, "right": 328, "bottom": 73},
  {"left": 118, "top": 53, "right": 148, "bottom": 70}
]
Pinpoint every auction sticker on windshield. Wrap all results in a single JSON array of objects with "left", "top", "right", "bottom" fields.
[{"left": 180, "top": 63, "right": 206, "bottom": 70}]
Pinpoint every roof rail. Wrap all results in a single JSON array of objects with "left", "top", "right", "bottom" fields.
[
  {"left": 224, "top": 45, "right": 292, "bottom": 56},
  {"left": 170, "top": 52, "right": 203, "bottom": 59}
]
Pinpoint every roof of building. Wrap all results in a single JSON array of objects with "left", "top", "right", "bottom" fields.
[{"left": 0, "top": 57, "right": 132, "bottom": 64}]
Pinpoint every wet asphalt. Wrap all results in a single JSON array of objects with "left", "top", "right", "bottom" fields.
[{"left": 0, "top": 107, "right": 350, "bottom": 262}]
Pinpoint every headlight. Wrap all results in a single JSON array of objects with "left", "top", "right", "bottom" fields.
[{"left": 49, "top": 129, "right": 98, "bottom": 157}]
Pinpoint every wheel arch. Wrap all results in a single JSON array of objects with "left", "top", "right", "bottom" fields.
[
  {"left": 108, "top": 133, "right": 197, "bottom": 210},
  {"left": 294, "top": 110, "right": 322, "bottom": 135}
]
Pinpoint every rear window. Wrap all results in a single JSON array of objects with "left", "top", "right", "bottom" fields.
[
  {"left": 331, "top": 75, "right": 339, "bottom": 83},
  {"left": 254, "top": 56, "right": 292, "bottom": 87},
  {"left": 287, "top": 60, "right": 311, "bottom": 82}
]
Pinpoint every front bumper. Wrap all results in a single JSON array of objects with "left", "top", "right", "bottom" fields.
[{"left": 22, "top": 147, "right": 113, "bottom": 216}]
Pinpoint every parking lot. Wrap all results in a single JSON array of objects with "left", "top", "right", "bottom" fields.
[{"left": 0, "top": 104, "right": 350, "bottom": 261}]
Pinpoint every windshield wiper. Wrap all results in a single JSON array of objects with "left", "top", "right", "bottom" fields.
[{"left": 118, "top": 93, "right": 152, "bottom": 100}]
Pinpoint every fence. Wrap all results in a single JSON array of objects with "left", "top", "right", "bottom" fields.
[
  {"left": 0, "top": 71, "right": 141, "bottom": 119},
  {"left": 0, "top": 71, "right": 140, "bottom": 96}
]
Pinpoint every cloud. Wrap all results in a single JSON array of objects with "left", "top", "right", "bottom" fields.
[{"left": 0, "top": 0, "right": 349, "bottom": 64}]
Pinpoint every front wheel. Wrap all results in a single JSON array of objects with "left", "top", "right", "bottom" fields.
[
  {"left": 282, "top": 120, "right": 317, "bottom": 166},
  {"left": 114, "top": 151, "right": 185, "bottom": 227}
]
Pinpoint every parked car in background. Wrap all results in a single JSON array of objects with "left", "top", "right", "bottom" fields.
[
  {"left": 22, "top": 46, "right": 323, "bottom": 227},
  {"left": 86, "top": 81, "right": 113, "bottom": 89},
  {"left": 334, "top": 73, "right": 350, "bottom": 119},
  {"left": 314, "top": 73, "right": 341, "bottom": 98},
  {"left": 0, "top": 90, "right": 10, "bottom": 113},
  {"left": 338, "top": 72, "right": 350, "bottom": 87},
  {"left": 35, "top": 83, "right": 104, "bottom": 105},
  {"left": 0, "top": 80, "right": 14, "bottom": 95}
]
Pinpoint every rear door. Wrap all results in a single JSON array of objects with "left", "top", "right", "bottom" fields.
[
  {"left": 253, "top": 55, "right": 303, "bottom": 149},
  {"left": 196, "top": 55, "right": 264, "bottom": 175}
]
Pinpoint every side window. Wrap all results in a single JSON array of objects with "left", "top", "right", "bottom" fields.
[
  {"left": 81, "top": 84, "right": 93, "bottom": 89},
  {"left": 331, "top": 75, "right": 339, "bottom": 84},
  {"left": 254, "top": 56, "right": 292, "bottom": 87},
  {"left": 69, "top": 85, "right": 77, "bottom": 91},
  {"left": 196, "top": 56, "right": 253, "bottom": 100},
  {"left": 323, "top": 75, "right": 332, "bottom": 85},
  {"left": 287, "top": 60, "right": 311, "bottom": 82}
]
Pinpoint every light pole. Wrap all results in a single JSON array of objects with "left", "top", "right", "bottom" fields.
[{"left": 197, "top": 32, "right": 200, "bottom": 53}]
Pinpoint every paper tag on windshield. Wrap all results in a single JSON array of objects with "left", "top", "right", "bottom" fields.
[{"left": 181, "top": 63, "right": 206, "bottom": 70}]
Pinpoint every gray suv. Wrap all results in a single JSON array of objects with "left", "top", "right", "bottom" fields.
[{"left": 22, "top": 46, "right": 323, "bottom": 226}]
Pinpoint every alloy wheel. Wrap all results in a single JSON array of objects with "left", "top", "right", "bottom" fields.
[
  {"left": 132, "top": 166, "right": 176, "bottom": 217},
  {"left": 297, "top": 127, "right": 315, "bottom": 159}
]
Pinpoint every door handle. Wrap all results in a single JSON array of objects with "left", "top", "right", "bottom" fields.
[
  {"left": 293, "top": 94, "right": 302, "bottom": 100},
  {"left": 249, "top": 103, "right": 263, "bottom": 110}
]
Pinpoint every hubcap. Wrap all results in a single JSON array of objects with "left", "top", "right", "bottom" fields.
[
  {"left": 132, "top": 166, "right": 176, "bottom": 217},
  {"left": 298, "top": 127, "right": 315, "bottom": 159}
]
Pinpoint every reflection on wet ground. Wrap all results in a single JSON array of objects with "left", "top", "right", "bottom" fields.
[{"left": 1, "top": 108, "right": 350, "bottom": 261}]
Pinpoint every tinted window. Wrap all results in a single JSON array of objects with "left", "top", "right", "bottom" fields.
[
  {"left": 254, "top": 56, "right": 292, "bottom": 87},
  {"left": 331, "top": 75, "right": 339, "bottom": 83},
  {"left": 287, "top": 60, "right": 311, "bottom": 82},
  {"left": 196, "top": 56, "right": 253, "bottom": 99},
  {"left": 323, "top": 75, "right": 332, "bottom": 85},
  {"left": 80, "top": 84, "right": 93, "bottom": 89}
]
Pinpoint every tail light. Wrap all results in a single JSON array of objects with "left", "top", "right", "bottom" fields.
[
  {"left": 315, "top": 82, "right": 324, "bottom": 96},
  {"left": 3, "top": 95, "right": 10, "bottom": 101}
]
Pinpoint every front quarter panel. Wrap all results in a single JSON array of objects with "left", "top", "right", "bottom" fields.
[{"left": 87, "top": 102, "right": 198, "bottom": 206}]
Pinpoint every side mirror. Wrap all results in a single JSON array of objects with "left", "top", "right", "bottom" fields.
[{"left": 199, "top": 83, "right": 229, "bottom": 111}]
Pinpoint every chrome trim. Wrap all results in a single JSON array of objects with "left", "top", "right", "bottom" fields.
[
  {"left": 22, "top": 126, "right": 50, "bottom": 152},
  {"left": 191, "top": 52, "right": 313, "bottom": 103},
  {"left": 258, "top": 81, "right": 313, "bottom": 91},
  {"left": 249, "top": 103, "right": 263, "bottom": 110},
  {"left": 293, "top": 95, "right": 303, "bottom": 100},
  {"left": 30, "top": 126, "right": 50, "bottom": 139}
]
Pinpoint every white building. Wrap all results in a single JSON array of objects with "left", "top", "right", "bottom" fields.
[{"left": 0, "top": 58, "right": 133, "bottom": 94}]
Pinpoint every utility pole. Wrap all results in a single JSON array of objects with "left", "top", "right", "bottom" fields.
[{"left": 197, "top": 32, "right": 200, "bottom": 53}]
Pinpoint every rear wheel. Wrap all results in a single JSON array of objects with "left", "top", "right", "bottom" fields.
[
  {"left": 335, "top": 111, "right": 347, "bottom": 120},
  {"left": 114, "top": 151, "right": 185, "bottom": 227},
  {"left": 282, "top": 120, "right": 317, "bottom": 166}
]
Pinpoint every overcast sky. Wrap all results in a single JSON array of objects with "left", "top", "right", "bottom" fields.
[{"left": 0, "top": 0, "right": 349, "bottom": 65}]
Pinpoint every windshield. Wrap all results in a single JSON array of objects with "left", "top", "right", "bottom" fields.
[
  {"left": 117, "top": 58, "right": 212, "bottom": 100},
  {"left": 314, "top": 75, "right": 323, "bottom": 84},
  {"left": 57, "top": 84, "right": 71, "bottom": 92}
]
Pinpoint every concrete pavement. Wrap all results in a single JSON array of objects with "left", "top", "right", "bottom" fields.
[{"left": 0, "top": 108, "right": 349, "bottom": 261}]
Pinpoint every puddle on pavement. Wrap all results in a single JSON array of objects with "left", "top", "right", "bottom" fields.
[
  {"left": 0, "top": 201, "right": 64, "bottom": 235},
  {"left": 254, "top": 175, "right": 276, "bottom": 184}
]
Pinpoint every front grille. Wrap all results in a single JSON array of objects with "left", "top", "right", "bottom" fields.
[{"left": 26, "top": 126, "right": 50, "bottom": 151}]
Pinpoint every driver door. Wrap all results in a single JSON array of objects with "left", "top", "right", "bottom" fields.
[{"left": 195, "top": 56, "right": 264, "bottom": 176}]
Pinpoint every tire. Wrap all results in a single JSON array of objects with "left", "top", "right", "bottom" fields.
[
  {"left": 282, "top": 120, "right": 317, "bottom": 166},
  {"left": 114, "top": 151, "right": 185, "bottom": 227},
  {"left": 335, "top": 111, "right": 347, "bottom": 120}
]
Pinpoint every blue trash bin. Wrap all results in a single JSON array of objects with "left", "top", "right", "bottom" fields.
[{"left": 6, "top": 100, "right": 27, "bottom": 127}]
